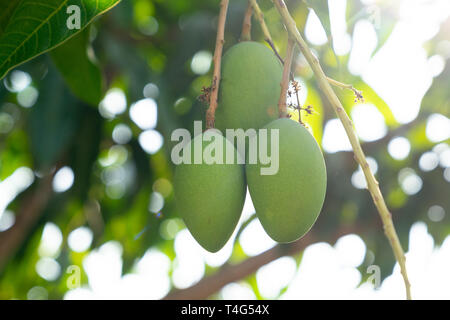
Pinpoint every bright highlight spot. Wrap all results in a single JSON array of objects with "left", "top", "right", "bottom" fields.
[
  {"left": 334, "top": 234, "right": 366, "bottom": 268},
  {"left": 139, "top": 130, "right": 163, "bottom": 154},
  {"left": 191, "top": 51, "right": 212, "bottom": 75},
  {"left": 419, "top": 151, "right": 439, "bottom": 172},
  {"left": 426, "top": 113, "right": 450, "bottom": 143},
  {"left": 348, "top": 20, "right": 377, "bottom": 75},
  {"left": 4, "top": 70, "right": 32, "bottom": 92},
  {"left": 0, "top": 167, "right": 35, "bottom": 214},
  {"left": 129, "top": 98, "right": 157, "bottom": 130},
  {"left": 99, "top": 88, "right": 127, "bottom": 118},
  {"left": 38, "top": 223, "right": 63, "bottom": 257},
  {"left": 112, "top": 124, "right": 133, "bottom": 145},
  {"left": 305, "top": 10, "right": 328, "bottom": 45},
  {"left": 36, "top": 257, "right": 61, "bottom": 281},
  {"left": 17, "top": 86, "right": 39, "bottom": 108},
  {"left": 256, "top": 257, "right": 297, "bottom": 299},
  {"left": 351, "top": 104, "right": 387, "bottom": 142},
  {"left": 149, "top": 192, "right": 164, "bottom": 213},
  {"left": 221, "top": 283, "right": 256, "bottom": 300},
  {"left": 388, "top": 137, "right": 411, "bottom": 160},
  {"left": 68, "top": 227, "right": 94, "bottom": 252},
  {"left": 322, "top": 119, "right": 352, "bottom": 153},
  {"left": 239, "top": 219, "right": 276, "bottom": 256},
  {"left": 53, "top": 166, "right": 74, "bottom": 193},
  {"left": 0, "top": 210, "right": 15, "bottom": 232},
  {"left": 398, "top": 168, "right": 423, "bottom": 195}
]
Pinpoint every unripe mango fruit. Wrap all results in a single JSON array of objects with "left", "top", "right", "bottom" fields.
[
  {"left": 246, "top": 118, "right": 327, "bottom": 243},
  {"left": 174, "top": 130, "right": 246, "bottom": 252},
  {"left": 215, "top": 41, "right": 282, "bottom": 132}
]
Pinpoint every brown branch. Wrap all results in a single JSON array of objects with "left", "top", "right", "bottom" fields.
[
  {"left": 164, "top": 233, "right": 316, "bottom": 300},
  {"left": 240, "top": 1, "right": 253, "bottom": 41},
  {"left": 163, "top": 223, "right": 364, "bottom": 300},
  {"left": 271, "top": 0, "right": 411, "bottom": 300},
  {"left": 0, "top": 171, "right": 56, "bottom": 272},
  {"left": 206, "top": 0, "right": 229, "bottom": 129},
  {"left": 278, "top": 38, "right": 295, "bottom": 117}
]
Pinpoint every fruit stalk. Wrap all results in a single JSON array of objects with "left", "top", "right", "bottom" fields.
[
  {"left": 240, "top": 1, "right": 253, "bottom": 41},
  {"left": 206, "top": 0, "right": 229, "bottom": 129},
  {"left": 249, "top": 0, "right": 285, "bottom": 65},
  {"left": 272, "top": 0, "right": 411, "bottom": 300},
  {"left": 278, "top": 37, "right": 295, "bottom": 118}
]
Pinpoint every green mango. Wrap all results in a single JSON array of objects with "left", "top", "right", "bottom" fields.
[
  {"left": 174, "top": 130, "right": 246, "bottom": 252},
  {"left": 246, "top": 118, "right": 327, "bottom": 242},
  {"left": 215, "top": 41, "right": 282, "bottom": 133}
]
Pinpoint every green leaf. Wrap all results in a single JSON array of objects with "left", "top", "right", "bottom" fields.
[
  {"left": 0, "top": 0, "right": 121, "bottom": 80},
  {"left": 69, "top": 106, "right": 102, "bottom": 200},
  {"left": 0, "top": 0, "right": 21, "bottom": 36},
  {"left": 51, "top": 29, "right": 103, "bottom": 106},
  {"left": 28, "top": 62, "right": 81, "bottom": 170}
]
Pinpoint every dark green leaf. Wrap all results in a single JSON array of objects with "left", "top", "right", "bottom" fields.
[
  {"left": 51, "top": 29, "right": 103, "bottom": 106},
  {"left": 69, "top": 106, "right": 102, "bottom": 200},
  {"left": 28, "top": 62, "right": 80, "bottom": 170},
  {"left": 0, "top": 0, "right": 21, "bottom": 36},
  {"left": 0, "top": 0, "right": 121, "bottom": 80}
]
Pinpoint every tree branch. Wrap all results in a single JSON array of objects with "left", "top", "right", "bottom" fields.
[
  {"left": 164, "top": 233, "right": 316, "bottom": 300},
  {"left": 240, "top": 1, "right": 253, "bottom": 41},
  {"left": 271, "top": 0, "right": 411, "bottom": 300},
  {"left": 327, "top": 77, "right": 364, "bottom": 103},
  {"left": 206, "top": 0, "right": 229, "bottom": 129},
  {"left": 0, "top": 171, "right": 55, "bottom": 272},
  {"left": 163, "top": 223, "right": 363, "bottom": 300}
]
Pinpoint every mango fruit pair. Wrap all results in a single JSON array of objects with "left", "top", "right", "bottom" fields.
[{"left": 174, "top": 42, "right": 327, "bottom": 252}]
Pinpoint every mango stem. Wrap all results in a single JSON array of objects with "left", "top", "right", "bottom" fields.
[{"left": 206, "top": 0, "right": 229, "bottom": 130}]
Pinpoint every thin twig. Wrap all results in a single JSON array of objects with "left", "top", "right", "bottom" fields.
[
  {"left": 272, "top": 0, "right": 411, "bottom": 300},
  {"left": 266, "top": 39, "right": 284, "bottom": 64},
  {"left": 279, "top": 37, "right": 295, "bottom": 117},
  {"left": 249, "top": 0, "right": 273, "bottom": 43},
  {"left": 327, "top": 77, "right": 364, "bottom": 103},
  {"left": 291, "top": 80, "right": 304, "bottom": 124},
  {"left": 248, "top": 0, "right": 284, "bottom": 64},
  {"left": 248, "top": 0, "right": 296, "bottom": 81},
  {"left": 240, "top": 1, "right": 253, "bottom": 41},
  {"left": 206, "top": 0, "right": 229, "bottom": 129}
]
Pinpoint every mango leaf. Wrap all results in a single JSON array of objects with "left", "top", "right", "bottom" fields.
[
  {"left": 0, "top": 0, "right": 121, "bottom": 80},
  {"left": 51, "top": 29, "right": 103, "bottom": 106},
  {"left": 0, "top": 0, "right": 21, "bottom": 36},
  {"left": 303, "top": 0, "right": 332, "bottom": 41},
  {"left": 28, "top": 62, "right": 81, "bottom": 170},
  {"left": 69, "top": 106, "right": 102, "bottom": 200}
]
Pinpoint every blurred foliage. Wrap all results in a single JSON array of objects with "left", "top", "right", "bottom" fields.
[{"left": 0, "top": 0, "right": 449, "bottom": 299}]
